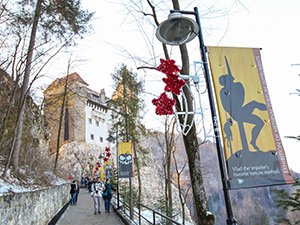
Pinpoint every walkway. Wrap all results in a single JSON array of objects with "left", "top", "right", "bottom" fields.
[{"left": 55, "top": 188, "right": 124, "bottom": 225}]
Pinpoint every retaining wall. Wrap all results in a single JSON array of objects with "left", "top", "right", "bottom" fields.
[{"left": 0, "top": 183, "right": 70, "bottom": 225}]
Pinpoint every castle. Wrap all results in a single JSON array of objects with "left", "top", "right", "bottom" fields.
[{"left": 43, "top": 72, "right": 112, "bottom": 156}]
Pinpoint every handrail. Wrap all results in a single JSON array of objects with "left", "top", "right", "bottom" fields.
[{"left": 113, "top": 192, "right": 182, "bottom": 225}]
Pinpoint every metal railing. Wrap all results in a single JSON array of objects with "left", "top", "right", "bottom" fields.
[{"left": 113, "top": 192, "right": 182, "bottom": 225}]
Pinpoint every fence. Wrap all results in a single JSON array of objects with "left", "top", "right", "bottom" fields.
[{"left": 113, "top": 192, "right": 182, "bottom": 225}]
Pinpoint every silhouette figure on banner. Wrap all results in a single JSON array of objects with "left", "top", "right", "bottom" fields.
[
  {"left": 224, "top": 116, "right": 233, "bottom": 155},
  {"left": 219, "top": 56, "right": 267, "bottom": 155}
]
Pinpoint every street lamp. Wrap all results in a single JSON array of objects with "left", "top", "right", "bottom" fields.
[
  {"left": 156, "top": 7, "right": 237, "bottom": 225},
  {"left": 156, "top": 12, "right": 199, "bottom": 45},
  {"left": 106, "top": 134, "right": 116, "bottom": 143},
  {"left": 106, "top": 127, "right": 120, "bottom": 209}
]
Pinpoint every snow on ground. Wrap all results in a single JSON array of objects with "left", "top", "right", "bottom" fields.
[
  {"left": 0, "top": 155, "right": 67, "bottom": 196},
  {"left": 141, "top": 210, "right": 194, "bottom": 225}
]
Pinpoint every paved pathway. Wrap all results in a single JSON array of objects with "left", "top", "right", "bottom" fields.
[{"left": 56, "top": 188, "right": 124, "bottom": 225}]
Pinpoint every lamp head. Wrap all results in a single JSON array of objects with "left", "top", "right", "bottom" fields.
[
  {"left": 106, "top": 134, "right": 116, "bottom": 143},
  {"left": 156, "top": 12, "right": 199, "bottom": 45}
]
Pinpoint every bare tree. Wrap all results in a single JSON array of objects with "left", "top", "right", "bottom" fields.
[
  {"left": 120, "top": 0, "right": 216, "bottom": 223},
  {"left": 1, "top": 0, "right": 93, "bottom": 177},
  {"left": 4, "top": 0, "right": 44, "bottom": 177},
  {"left": 53, "top": 59, "right": 71, "bottom": 174}
]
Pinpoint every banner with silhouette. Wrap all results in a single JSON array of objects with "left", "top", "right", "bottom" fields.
[
  {"left": 118, "top": 142, "right": 134, "bottom": 178},
  {"left": 207, "top": 46, "right": 295, "bottom": 189}
]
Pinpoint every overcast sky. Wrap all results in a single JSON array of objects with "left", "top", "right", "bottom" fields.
[{"left": 43, "top": 0, "right": 300, "bottom": 173}]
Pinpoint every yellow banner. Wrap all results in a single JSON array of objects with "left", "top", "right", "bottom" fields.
[
  {"left": 119, "top": 142, "right": 132, "bottom": 155},
  {"left": 207, "top": 46, "right": 294, "bottom": 188},
  {"left": 207, "top": 47, "right": 275, "bottom": 157},
  {"left": 118, "top": 142, "right": 134, "bottom": 178}
]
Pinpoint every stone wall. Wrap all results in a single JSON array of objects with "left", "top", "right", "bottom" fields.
[
  {"left": 72, "top": 81, "right": 86, "bottom": 143},
  {"left": 0, "top": 183, "right": 70, "bottom": 225}
]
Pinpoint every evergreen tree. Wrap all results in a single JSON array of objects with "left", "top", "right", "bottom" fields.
[
  {"left": 110, "top": 64, "right": 145, "bottom": 201},
  {"left": 1, "top": 0, "right": 94, "bottom": 176},
  {"left": 272, "top": 182, "right": 300, "bottom": 224}
]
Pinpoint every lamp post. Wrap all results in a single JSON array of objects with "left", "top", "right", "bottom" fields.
[
  {"left": 106, "top": 127, "right": 120, "bottom": 209},
  {"left": 156, "top": 7, "right": 237, "bottom": 225}
]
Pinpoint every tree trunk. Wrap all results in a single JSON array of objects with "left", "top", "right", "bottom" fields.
[
  {"left": 171, "top": 148, "right": 186, "bottom": 224},
  {"left": 178, "top": 44, "right": 213, "bottom": 225},
  {"left": 53, "top": 67, "right": 70, "bottom": 174},
  {"left": 172, "top": 1, "right": 214, "bottom": 224},
  {"left": 166, "top": 125, "right": 173, "bottom": 222},
  {"left": 133, "top": 141, "right": 142, "bottom": 201},
  {"left": 11, "top": 0, "right": 43, "bottom": 170}
]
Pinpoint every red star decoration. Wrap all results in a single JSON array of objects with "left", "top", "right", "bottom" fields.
[
  {"left": 153, "top": 59, "right": 186, "bottom": 115},
  {"left": 94, "top": 170, "right": 97, "bottom": 174},
  {"left": 152, "top": 92, "right": 176, "bottom": 115},
  {"left": 103, "top": 157, "right": 108, "bottom": 162},
  {"left": 162, "top": 75, "right": 186, "bottom": 95},
  {"left": 157, "top": 59, "right": 185, "bottom": 95},
  {"left": 157, "top": 59, "right": 180, "bottom": 75},
  {"left": 106, "top": 152, "right": 111, "bottom": 158},
  {"left": 105, "top": 147, "right": 110, "bottom": 152}
]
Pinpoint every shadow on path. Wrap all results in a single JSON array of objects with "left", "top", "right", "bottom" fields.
[{"left": 55, "top": 188, "right": 124, "bottom": 225}]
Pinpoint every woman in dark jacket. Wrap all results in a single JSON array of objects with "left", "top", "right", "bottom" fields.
[
  {"left": 102, "top": 178, "right": 116, "bottom": 213},
  {"left": 70, "top": 180, "right": 78, "bottom": 206}
]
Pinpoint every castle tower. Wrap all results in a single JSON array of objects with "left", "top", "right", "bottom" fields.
[{"left": 44, "top": 72, "right": 88, "bottom": 155}]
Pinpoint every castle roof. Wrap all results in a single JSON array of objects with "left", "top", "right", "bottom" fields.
[{"left": 44, "top": 72, "right": 88, "bottom": 93}]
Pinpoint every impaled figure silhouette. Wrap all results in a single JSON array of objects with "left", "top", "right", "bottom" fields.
[
  {"left": 219, "top": 56, "right": 267, "bottom": 152},
  {"left": 224, "top": 117, "right": 233, "bottom": 155}
]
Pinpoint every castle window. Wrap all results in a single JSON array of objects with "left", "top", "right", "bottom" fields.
[
  {"left": 89, "top": 118, "right": 92, "bottom": 124},
  {"left": 90, "top": 134, "right": 94, "bottom": 140},
  {"left": 100, "top": 137, "right": 103, "bottom": 142},
  {"left": 93, "top": 95, "right": 98, "bottom": 101},
  {"left": 96, "top": 121, "right": 99, "bottom": 126}
]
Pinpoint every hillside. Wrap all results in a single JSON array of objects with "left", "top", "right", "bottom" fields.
[{"left": 146, "top": 133, "right": 300, "bottom": 225}]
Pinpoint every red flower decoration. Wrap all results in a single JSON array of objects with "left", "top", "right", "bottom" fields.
[
  {"left": 157, "top": 59, "right": 180, "bottom": 76},
  {"left": 162, "top": 75, "right": 186, "bottom": 95},
  {"left": 157, "top": 59, "right": 185, "bottom": 95},
  {"left": 153, "top": 59, "right": 185, "bottom": 115},
  {"left": 106, "top": 152, "right": 111, "bottom": 158},
  {"left": 152, "top": 92, "right": 176, "bottom": 115},
  {"left": 105, "top": 147, "right": 110, "bottom": 152}
]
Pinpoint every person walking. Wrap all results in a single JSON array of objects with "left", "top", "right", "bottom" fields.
[
  {"left": 84, "top": 175, "right": 89, "bottom": 188},
  {"left": 91, "top": 177, "right": 104, "bottom": 215},
  {"left": 88, "top": 178, "right": 93, "bottom": 192},
  {"left": 70, "top": 180, "right": 78, "bottom": 206},
  {"left": 102, "top": 178, "right": 116, "bottom": 213},
  {"left": 81, "top": 177, "right": 85, "bottom": 188},
  {"left": 75, "top": 180, "right": 80, "bottom": 204}
]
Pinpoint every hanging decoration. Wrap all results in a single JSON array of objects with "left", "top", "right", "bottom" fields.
[
  {"left": 103, "top": 147, "right": 111, "bottom": 162},
  {"left": 94, "top": 147, "right": 112, "bottom": 173},
  {"left": 152, "top": 59, "right": 185, "bottom": 115},
  {"left": 93, "top": 147, "right": 111, "bottom": 173},
  {"left": 93, "top": 164, "right": 100, "bottom": 174},
  {"left": 152, "top": 92, "right": 176, "bottom": 115}
]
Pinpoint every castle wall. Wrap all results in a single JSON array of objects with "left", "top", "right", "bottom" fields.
[{"left": 0, "top": 184, "right": 70, "bottom": 225}]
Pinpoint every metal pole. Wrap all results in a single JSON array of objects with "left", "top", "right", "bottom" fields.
[
  {"left": 170, "top": 7, "right": 237, "bottom": 224},
  {"left": 116, "top": 126, "right": 120, "bottom": 209},
  {"left": 193, "top": 7, "right": 236, "bottom": 225},
  {"left": 129, "top": 177, "right": 133, "bottom": 220}
]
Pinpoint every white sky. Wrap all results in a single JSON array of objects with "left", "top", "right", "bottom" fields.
[{"left": 44, "top": 0, "right": 300, "bottom": 173}]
